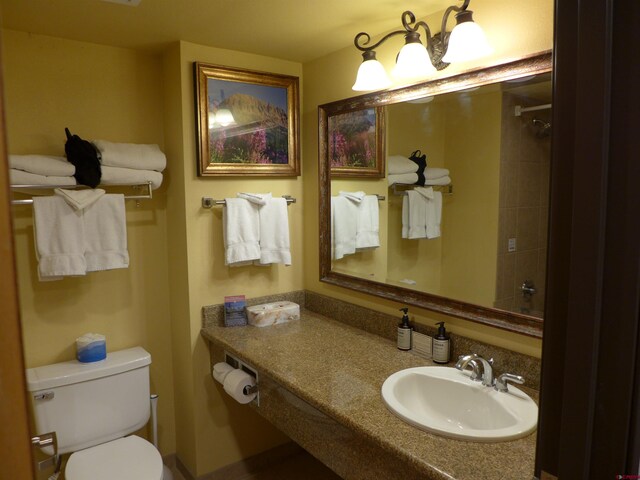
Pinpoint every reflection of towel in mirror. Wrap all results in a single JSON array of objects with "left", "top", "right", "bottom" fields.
[
  {"left": 355, "top": 195, "right": 380, "bottom": 250},
  {"left": 331, "top": 196, "right": 358, "bottom": 260},
  {"left": 338, "top": 190, "right": 366, "bottom": 203},
  {"left": 388, "top": 155, "right": 419, "bottom": 175},
  {"left": 415, "top": 187, "right": 442, "bottom": 239},
  {"left": 402, "top": 188, "right": 442, "bottom": 239}
]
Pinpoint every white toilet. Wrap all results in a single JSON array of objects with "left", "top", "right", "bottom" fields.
[{"left": 26, "top": 346, "right": 164, "bottom": 480}]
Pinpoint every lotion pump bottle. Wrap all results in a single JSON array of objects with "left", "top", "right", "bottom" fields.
[
  {"left": 397, "top": 307, "right": 412, "bottom": 351},
  {"left": 432, "top": 321, "right": 450, "bottom": 363}
]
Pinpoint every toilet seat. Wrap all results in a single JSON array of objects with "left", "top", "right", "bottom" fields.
[{"left": 66, "top": 435, "right": 163, "bottom": 480}]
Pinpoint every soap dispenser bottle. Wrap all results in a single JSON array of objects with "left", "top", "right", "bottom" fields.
[
  {"left": 397, "top": 307, "right": 412, "bottom": 351},
  {"left": 432, "top": 322, "right": 450, "bottom": 363}
]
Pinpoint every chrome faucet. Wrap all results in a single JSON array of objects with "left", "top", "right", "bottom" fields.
[
  {"left": 494, "top": 373, "right": 525, "bottom": 392},
  {"left": 455, "top": 354, "right": 494, "bottom": 387}
]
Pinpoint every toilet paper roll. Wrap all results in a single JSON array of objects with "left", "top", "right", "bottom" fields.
[
  {"left": 223, "top": 369, "right": 257, "bottom": 404},
  {"left": 212, "top": 362, "right": 235, "bottom": 384}
]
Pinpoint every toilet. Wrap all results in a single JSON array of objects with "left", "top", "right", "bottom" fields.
[{"left": 26, "top": 346, "right": 164, "bottom": 480}]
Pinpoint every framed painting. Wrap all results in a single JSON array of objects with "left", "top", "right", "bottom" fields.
[
  {"left": 194, "top": 62, "right": 300, "bottom": 176},
  {"left": 328, "top": 107, "right": 385, "bottom": 178}
]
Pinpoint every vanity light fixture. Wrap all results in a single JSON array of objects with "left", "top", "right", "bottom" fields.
[
  {"left": 208, "top": 109, "right": 236, "bottom": 129},
  {"left": 352, "top": 0, "right": 492, "bottom": 91}
]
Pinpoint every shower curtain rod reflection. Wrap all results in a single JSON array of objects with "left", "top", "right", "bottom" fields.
[{"left": 514, "top": 103, "right": 552, "bottom": 116}]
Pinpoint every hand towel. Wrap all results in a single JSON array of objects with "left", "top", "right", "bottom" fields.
[
  {"left": 237, "top": 192, "right": 271, "bottom": 206},
  {"left": 100, "top": 165, "right": 163, "bottom": 190},
  {"left": 402, "top": 196, "right": 410, "bottom": 239},
  {"left": 388, "top": 173, "right": 419, "bottom": 186},
  {"left": 388, "top": 155, "right": 419, "bottom": 175},
  {"left": 83, "top": 194, "right": 129, "bottom": 272},
  {"left": 54, "top": 188, "right": 105, "bottom": 211},
  {"left": 93, "top": 140, "right": 167, "bottom": 172},
  {"left": 424, "top": 175, "right": 452, "bottom": 186},
  {"left": 223, "top": 198, "right": 261, "bottom": 266},
  {"left": 10, "top": 155, "right": 75, "bottom": 177},
  {"left": 331, "top": 196, "right": 358, "bottom": 260},
  {"left": 406, "top": 190, "right": 428, "bottom": 239},
  {"left": 32, "top": 196, "right": 87, "bottom": 280},
  {"left": 424, "top": 167, "right": 450, "bottom": 180},
  {"left": 255, "top": 197, "right": 291, "bottom": 266},
  {"left": 339, "top": 190, "right": 366, "bottom": 203},
  {"left": 355, "top": 195, "right": 380, "bottom": 250},
  {"left": 10, "top": 169, "right": 76, "bottom": 186},
  {"left": 426, "top": 190, "right": 443, "bottom": 239}
]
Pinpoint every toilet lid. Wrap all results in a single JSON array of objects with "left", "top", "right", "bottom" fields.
[{"left": 66, "top": 435, "right": 163, "bottom": 480}]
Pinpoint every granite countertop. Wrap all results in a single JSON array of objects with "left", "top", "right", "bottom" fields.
[{"left": 201, "top": 310, "right": 537, "bottom": 480}]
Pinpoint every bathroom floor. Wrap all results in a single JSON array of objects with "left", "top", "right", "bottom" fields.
[{"left": 171, "top": 449, "right": 342, "bottom": 480}]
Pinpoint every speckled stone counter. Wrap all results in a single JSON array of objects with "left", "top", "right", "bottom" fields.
[{"left": 201, "top": 310, "right": 537, "bottom": 480}]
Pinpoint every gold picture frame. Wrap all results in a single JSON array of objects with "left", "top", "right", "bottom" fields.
[{"left": 194, "top": 62, "right": 300, "bottom": 176}]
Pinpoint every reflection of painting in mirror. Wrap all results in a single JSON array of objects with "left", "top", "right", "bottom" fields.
[
  {"left": 330, "top": 74, "right": 551, "bottom": 320},
  {"left": 329, "top": 109, "right": 376, "bottom": 169}
]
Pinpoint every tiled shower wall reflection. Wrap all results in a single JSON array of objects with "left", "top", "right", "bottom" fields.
[{"left": 495, "top": 92, "right": 551, "bottom": 317}]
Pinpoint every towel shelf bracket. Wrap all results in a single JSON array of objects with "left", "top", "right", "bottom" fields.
[
  {"left": 202, "top": 195, "right": 297, "bottom": 209},
  {"left": 10, "top": 182, "right": 153, "bottom": 206}
]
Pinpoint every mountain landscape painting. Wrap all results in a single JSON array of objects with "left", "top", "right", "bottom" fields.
[
  {"left": 207, "top": 78, "right": 289, "bottom": 165},
  {"left": 328, "top": 108, "right": 377, "bottom": 169}
]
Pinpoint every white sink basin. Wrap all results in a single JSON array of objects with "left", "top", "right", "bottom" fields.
[{"left": 381, "top": 366, "right": 538, "bottom": 442}]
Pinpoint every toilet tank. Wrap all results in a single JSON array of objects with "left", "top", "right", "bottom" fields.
[{"left": 26, "top": 347, "right": 152, "bottom": 454}]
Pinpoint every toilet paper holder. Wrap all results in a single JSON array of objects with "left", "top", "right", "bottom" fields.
[{"left": 219, "top": 351, "right": 260, "bottom": 405}]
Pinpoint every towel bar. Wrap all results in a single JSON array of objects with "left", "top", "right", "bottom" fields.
[
  {"left": 10, "top": 182, "right": 153, "bottom": 206},
  {"left": 391, "top": 184, "right": 453, "bottom": 196},
  {"left": 202, "top": 195, "right": 297, "bottom": 209}
]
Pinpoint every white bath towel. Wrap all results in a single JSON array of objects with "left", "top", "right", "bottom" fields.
[
  {"left": 83, "top": 194, "right": 129, "bottom": 272},
  {"left": 237, "top": 192, "right": 271, "bottom": 206},
  {"left": 93, "top": 140, "right": 167, "bottom": 172},
  {"left": 32, "top": 196, "right": 87, "bottom": 280},
  {"left": 10, "top": 155, "right": 75, "bottom": 177},
  {"left": 331, "top": 196, "right": 358, "bottom": 260},
  {"left": 388, "top": 172, "right": 418, "bottom": 186},
  {"left": 387, "top": 155, "right": 419, "bottom": 175},
  {"left": 415, "top": 187, "right": 442, "bottom": 239},
  {"left": 425, "top": 167, "right": 450, "bottom": 180},
  {"left": 355, "top": 195, "right": 380, "bottom": 250},
  {"left": 406, "top": 190, "right": 428, "bottom": 239},
  {"left": 256, "top": 197, "right": 291, "bottom": 266},
  {"left": 402, "top": 196, "right": 410, "bottom": 239},
  {"left": 10, "top": 169, "right": 76, "bottom": 186},
  {"left": 54, "top": 188, "right": 105, "bottom": 211},
  {"left": 100, "top": 166, "right": 163, "bottom": 190},
  {"left": 339, "top": 191, "right": 366, "bottom": 203},
  {"left": 425, "top": 175, "right": 452, "bottom": 186},
  {"left": 223, "top": 198, "right": 261, "bottom": 266}
]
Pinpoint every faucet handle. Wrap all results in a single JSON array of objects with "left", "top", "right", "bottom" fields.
[{"left": 494, "top": 373, "right": 525, "bottom": 392}]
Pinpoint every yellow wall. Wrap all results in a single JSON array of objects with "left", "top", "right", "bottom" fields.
[
  {"left": 163, "top": 41, "right": 302, "bottom": 476},
  {"left": 2, "top": 30, "right": 177, "bottom": 454},
  {"left": 302, "top": 0, "right": 553, "bottom": 358}
]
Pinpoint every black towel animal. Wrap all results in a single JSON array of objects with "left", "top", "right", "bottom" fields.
[
  {"left": 64, "top": 128, "right": 102, "bottom": 188},
  {"left": 409, "top": 150, "right": 427, "bottom": 185}
]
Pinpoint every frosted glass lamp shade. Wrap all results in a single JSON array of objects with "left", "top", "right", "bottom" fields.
[
  {"left": 442, "top": 19, "right": 492, "bottom": 63},
  {"left": 352, "top": 51, "right": 392, "bottom": 91},
  {"left": 392, "top": 42, "right": 436, "bottom": 79}
]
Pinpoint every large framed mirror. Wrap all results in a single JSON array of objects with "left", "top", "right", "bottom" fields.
[{"left": 319, "top": 51, "right": 552, "bottom": 338}]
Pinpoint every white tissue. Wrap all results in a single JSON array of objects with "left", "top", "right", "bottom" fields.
[
  {"left": 223, "top": 369, "right": 257, "bottom": 404},
  {"left": 212, "top": 362, "right": 235, "bottom": 384}
]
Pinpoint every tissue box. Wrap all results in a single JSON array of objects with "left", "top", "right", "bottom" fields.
[
  {"left": 76, "top": 333, "right": 106, "bottom": 363},
  {"left": 246, "top": 301, "right": 300, "bottom": 327}
]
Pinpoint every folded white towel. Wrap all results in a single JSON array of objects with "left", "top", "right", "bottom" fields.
[
  {"left": 388, "top": 155, "right": 419, "bottom": 175},
  {"left": 425, "top": 175, "right": 451, "bottom": 186},
  {"left": 256, "top": 197, "right": 291, "bottom": 266},
  {"left": 223, "top": 198, "right": 261, "bottom": 266},
  {"left": 355, "top": 195, "right": 380, "bottom": 250},
  {"left": 10, "top": 155, "right": 75, "bottom": 177},
  {"left": 54, "top": 188, "right": 105, "bottom": 211},
  {"left": 403, "top": 188, "right": 442, "bottom": 240},
  {"left": 100, "top": 166, "right": 163, "bottom": 190},
  {"left": 388, "top": 173, "right": 418, "bottom": 186},
  {"left": 83, "top": 194, "right": 129, "bottom": 272},
  {"left": 32, "top": 196, "right": 86, "bottom": 280},
  {"left": 93, "top": 140, "right": 167, "bottom": 172},
  {"left": 425, "top": 167, "right": 450, "bottom": 180},
  {"left": 10, "top": 169, "right": 76, "bottom": 186},
  {"left": 331, "top": 196, "right": 358, "bottom": 260},
  {"left": 402, "top": 196, "right": 410, "bottom": 239},
  {"left": 237, "top": 192, "right": 271, "bottom": 206},
  {"left": 406, "top": 190, "right": 428, "bottom": 239},
  {"left": 339, "top": 190, "right": 366, "bottom": 203},
  {"left": 426, "top": 190, "right": 442, "bottom": 239}
]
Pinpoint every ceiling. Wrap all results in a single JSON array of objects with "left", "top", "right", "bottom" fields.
[{"left": 0, "top": 0, "right": 454, "bottom": 63}]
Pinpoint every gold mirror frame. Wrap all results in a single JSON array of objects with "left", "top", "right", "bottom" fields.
[{"left": 318, "top": 51, "right": 552, "bottom": 338}]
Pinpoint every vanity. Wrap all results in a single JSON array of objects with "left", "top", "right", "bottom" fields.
[{"left": 201, "top": 302, "right": 538, "bottom": 480}]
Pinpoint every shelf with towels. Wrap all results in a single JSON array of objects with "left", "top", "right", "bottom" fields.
[
  {"left": 10, "top": 182, "right": 153, "bottom": 206},
  {"left": 202, "top": 195, "right": 297, "bottom": 209},
  {"left": 390, "top": 183, "right": 454, "bottom": 196}
]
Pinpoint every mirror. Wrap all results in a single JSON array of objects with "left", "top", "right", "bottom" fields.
[{"left": 319, "top": 52, "right": 552, "bottom": 337}]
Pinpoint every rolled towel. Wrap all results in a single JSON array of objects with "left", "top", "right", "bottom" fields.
[
  {"left": 100, "top": 166, "right": 163, "bottom": 190},
  {"left": 10, "top": 169, "right": 76, "bottom": 186},
  {"left": 425, "top": 167, "right": 450, "bottom": 180},
  {"left": 10, "top": 154, "right": 75, "bottom": 177},
  {"left": 388, "top": 155, "right": 419, "bottom": 175},
  {"left": 94, "top": 140, "right": 167, "bottom": 172},
  {"left": 388, "top": 173, "right": 419, "bottom": 186},
  {"left": 424, "top": 176, "right": 451, "bottom": 186}
]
